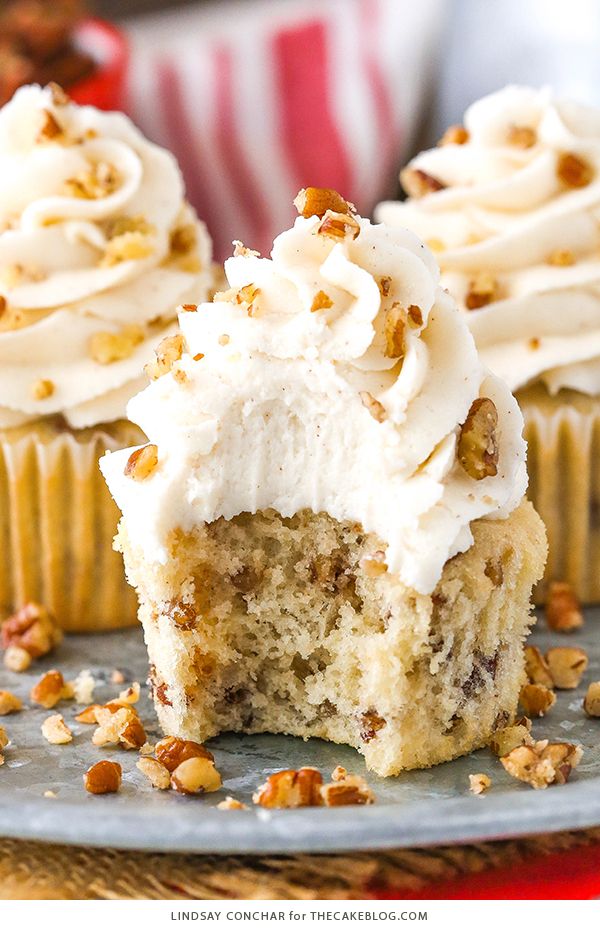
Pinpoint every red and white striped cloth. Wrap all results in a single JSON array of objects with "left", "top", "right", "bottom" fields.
[{"left": 124, "top": 0, "right": 444, "bottom": 259}]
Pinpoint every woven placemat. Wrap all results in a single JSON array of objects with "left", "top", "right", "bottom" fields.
[{"left": 1, "top": 830, "right": 599, "bottom": 900}]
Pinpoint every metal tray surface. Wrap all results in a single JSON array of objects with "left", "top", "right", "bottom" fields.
[{"left": 0, "top": 612, "right": 599, "bottom": 854}]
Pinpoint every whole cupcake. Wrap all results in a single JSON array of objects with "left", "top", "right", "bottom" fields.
[
  {"left": 0, "top": 83, "right": 212, "bottom": 631},
  {"left": 101, "top": 189, "right": 546, "bottom": 776},
  {"left": 377, "top": 85, "right": 600, "bottom": 602}
]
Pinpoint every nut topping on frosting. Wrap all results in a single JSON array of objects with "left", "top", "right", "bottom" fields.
[
  {"left": 465, "top": 273, "right": 499, "bottom": 311},
  {"left": 36, "top": 109, "right": 63, "bottom": 143},
  {"left": 125, "top": 444, "right": 158, "bottom": 481},
  {"left": 506, "top": 125, "right": 537, "bottom": 148},
  {"left": 400, "top": 167, "right": 445, "bottom": 198},
  {"left": 31, "top": 378, "right": 54, "bottom": 400},
  {"left": 145, "top": 334, "right": 185, "bottom": 381},
  {"left": 439, "top": 125, "right": 469, "bottom": 146},
  {"left": 310, "top": 290, "right": 333, "bottom": 313},
  {"left": 557, "top": 152, "right": 594, "bottom": 188},
  {"left": 294, "top": 187, "right": 355, "bottom": 219},
  {"left": 317, "top": 211, "right": 360, "bottom": 242},
  {"left": 458, "top": 398, "right": 499, "bottom": 480},
  {"left": 383, "top": 303, "right": 405, "bottom": 359},
  {"left": 90, "top": 326, "right": 144, "bottom": 365},
  {"left": 101, "top": 192, "right": 527, "bottom": 596}
]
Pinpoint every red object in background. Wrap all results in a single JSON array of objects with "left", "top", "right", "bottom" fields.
[
  {"left": 369, "top": 841, "right": 600, "bottom": 900},
  {"left": 69, "top": 18, "right": 128, "bottom": 111}
]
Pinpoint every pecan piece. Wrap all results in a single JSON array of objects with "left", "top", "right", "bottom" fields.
[
  {"left": 545, "top": 646, "right": 588, "bottom": 689},
  {"left": 465, "top": 273, "right": 499, "bottom": 310},
  {"left": 30, "top": 670, "right": 73, "bottom": 709},
  {"left": 501, "top": 740, "right": 582, "bottom": 789},
  {"left": 439, "top": 125, "right": 469, "bottom": 146},
  {"left": 519, "top": 683, "right": 556, "bottom": 718},
  {"left": 41, "top": 713, "right": 73, "bottom": 745},
  {"left": 318, "top": 211, "right": 360, "bottom": 242},
  {"left": 524, "top": 645, "right": 553, "bottom": 688},
  {"left": 136, "top": 757, "right": 171, "bottom": 790},
  {"left": 84, "top": 760, "right": 122, "bottom": 795},
  {"left": 545, "top": 581, "right": 583, "bottom": 633},
  {"left": 124, "top": 443, "right": 158, "bottom": 481},
  {"left": 253, "top": 767, "right": 323, "bottom": 809},
  {"left": 1, "top": 602, "right": 62, "bottom": 660},
  {"left": 468, "top": 773, "right": 491, "bottom": 795},
  {"left": 401, "top": 167, "right": 446, "bottom": 198},
  {"left": 155, "top": 736, "right": 214, "bottom": 772},
  {"left": 171, "top": 756, "right": 222, "bottom": 794},
  {"left": 294, "top": 188, "right": 355, "bottom": 219},
  {"left": 145, "top": 334, "right": 185, "bottom": 381},
  {"left": 320, "top": 774, "right": 375, "bottom": 806},
  {"left": 458, "top": 397, "right": 499, "bottom": 480},
  {"left": 557, "top": 152, "right": 594, "bottom": 188},
  {"left": 383, "top": 303, "right": 405, "bottom": 359},
  {"left": 583, "top": 682, "right": 600, "bottom": 717}
]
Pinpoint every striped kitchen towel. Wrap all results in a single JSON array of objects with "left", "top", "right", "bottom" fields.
[{"left": 124, "top": 0, "right": 444, "bottom": 259}]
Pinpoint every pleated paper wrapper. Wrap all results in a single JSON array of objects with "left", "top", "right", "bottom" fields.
[
  {"left": 0, "top": 423, "right": 142, "bottom": 632},
  {"left": 521, "top": 385, "right": 600, "bottom": 604}
]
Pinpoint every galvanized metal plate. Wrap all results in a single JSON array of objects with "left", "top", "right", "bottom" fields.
[{"left": 0, "top": 613, "right": 599, "bottom": 854}]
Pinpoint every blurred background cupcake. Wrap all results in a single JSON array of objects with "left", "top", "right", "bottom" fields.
[
  {"left": 376, "top": 85, "right": 600, "bottom": 602},
  {"left": 0, "top": 0, "right": 128, "bottom": 111},
  {"left": 0, "top": 83, "right": 212, "bottom": 631}
]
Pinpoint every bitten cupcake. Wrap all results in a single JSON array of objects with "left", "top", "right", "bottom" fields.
[
  {"left": 0, "top": 83, "right": 212, "bottom": 631},
  {"left": 377, "top": 85, "right": 600, "bottom": 602},
  {"left": 101, "top": 189, "right": 546, "bottom": 776}
]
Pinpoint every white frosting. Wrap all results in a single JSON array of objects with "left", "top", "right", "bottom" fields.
[
  {"left": 376, "top": 86, "right": 600, "bottom": 395},
  {"left": 101, "top": 211, "right": 527, "bottom": 595},
  {"left": 0, "top": 85, "right": 212, "bottom": 429}
]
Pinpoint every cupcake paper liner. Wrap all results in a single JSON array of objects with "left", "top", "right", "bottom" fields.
[
  {"left": 0, "top": 421, "right": 142, "bottom": 632},
  {"left": 520, "top": 384, "right": 600, "bottom": 604}
]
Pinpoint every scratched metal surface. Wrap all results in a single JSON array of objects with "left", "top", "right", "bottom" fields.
[{"left": 0, "top": 614, "right": 599, "bottom": 854}]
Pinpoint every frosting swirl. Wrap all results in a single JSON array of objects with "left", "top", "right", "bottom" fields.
[
  {"left": 376, "top": 86, "right": 600, "bottom": 395},
  {"left": 0, "top": 84, "right": 212, "bottom": 429},
  {"left": 101, "top": 195, "right": 527, "bottom": 594}
]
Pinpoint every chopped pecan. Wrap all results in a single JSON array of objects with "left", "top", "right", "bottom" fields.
[
  {"left": 545, "top": 646, "right": 588, "bottom": 689},
  {"left": 458, "top": 397, "right": 499, "bottom": 480},
  {"left": 170, "top": 224, "right": 197, "bottom": 255},
  {"left": 384, "top": 303, "right": 405, "bottom": 359},
  {"left": 294, "top": 188, "right": 355, "bottom": 219},
  {"left": 253, "top": 767, "right": 323, "bottom": 808},
  {"left": 359, "top": 391, "right": 387, "bottom": 423},
  {"left": 93, "top": 705, "right": 146, "bottom": 750},
  {"left": 359, "top": 710, "right": 387, "bottom": 742},
  {"left": 439, "top": 125, "right": 469, "bottom": 146},
  {"left": 84, "top": 760, "right": 122, "bottom": 795},
  {"left": 320, "top": 774, "right": 375, "bottom": 806},
  {"left": 145, "top": 333, "right": 185, "bottom": 381},
  {"left": 524, "top": 645, "right": 553, "bottom": 688},
  {"left": 171, "top": 756, "right": 222, "bottom": 794},
  {"left": 545, "top": 581, "right": 583, "bottom": 633},
  {"left": 557, "top": 152, "right": 594, "bottom": 188},
  {"left": 31, "top": 379, "right": 54, "bottom": 400},
  {"left": 155, "top": 736, "right": 214, "bottom": 772},
  {"left": 136, "top": 757, "right": 171, "bottom": 790},
  {"left": 583, "top": 682, "right": 600, "bottom": 717},
  {"left": 3, "top": 645, "right": 31, "bottom": 672},
  {"left": 506, "top": 125, "right": 537, "bottom": 148},
  {"left": 465, "top": 273, "right": 499, "bottom": 310},
  {"left": 37, "top": 109, "right": 63, "bottom": 143},
  {"left": 90, "top": 325, "right": 144, "bottom": 364},
  {"left": 489, "top": 721, "right": 532, "bottom": 757},
  {"left": 501, "top": 740, "right": 582, "bottom": 789},
  {"left": 0, "top": 691, "right": 22, "bottom": 716},
  {"left": 401, "top": 167, "right": 446, "bottom": 198},
  {"left": 41, "top": 713, "right": 72, "bottom": 745},
  {"left": 547, "top": 249, "right": 575, "bottom": 267},
  {"left": 30, "top": 670, "right": 73, "bottom": 709},
  {"left": 1, "top": 602, "right": 62, "bottom": 660},
  {"left": 124, "top": 444, "right": 159, "bottom": 481},
  {"left": 318, "top": 211, "right": 360, "bottom": 242},
  {"left": 310, "top": 290, "right": 333, "bottom": 313},
  {"left": 519, "top": 683, "right": 556, "bottom": 718}
]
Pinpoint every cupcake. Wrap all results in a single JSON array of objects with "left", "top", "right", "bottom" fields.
[
  {"left": 0, "top": 83, "right": 213, "bottom": 631},
  {"left": 101, "top": 188, "right": 546, "bottom": 777},
  {"left": 377, "top": 85, "right": 600, "bottom": 602}
]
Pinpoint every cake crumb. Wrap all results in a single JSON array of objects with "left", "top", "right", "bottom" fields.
[
  {"left": 469, "top": 773, "right": 491, "bottom": 795},
  {"left": 217, "top": 796, "right": 248, "bottom": 810}
]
